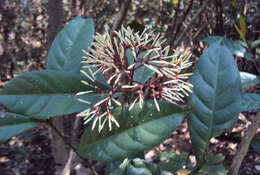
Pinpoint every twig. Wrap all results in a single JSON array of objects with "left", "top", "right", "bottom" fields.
[
  {"left": 169, "top": 0, "right": 193, "bottom": 50},
  {"left": 171, "top": 0, "right": 209, "bottom": 51},
  {"left": 45, "top": 119, "right": 98, "bottom": 175},
  {"left": 229, "top": 111, "right": 260, "bottom": 175},
  {"left": 168, "top": 1, "right": 180, "bottom": 45},
  {"left": 62, "top": 117, "right": 81, "bottom": 175},
  {"left": 111, "top": 0, "right": 131, "bottom": 33}
]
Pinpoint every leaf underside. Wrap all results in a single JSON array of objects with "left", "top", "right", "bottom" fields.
[
  {"left": 78, "top": 101, "right": 189, "bottom": 162},
  {"left": 240, "top": 72, "right": 260, "bottom": 88}
]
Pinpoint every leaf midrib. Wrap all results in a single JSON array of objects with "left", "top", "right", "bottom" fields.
[
  {"left": 80, "top": 110, "right": 186, "bottom": 150},
  {"left": 206, "top": 46, "right": 221, "bottom": 153}
]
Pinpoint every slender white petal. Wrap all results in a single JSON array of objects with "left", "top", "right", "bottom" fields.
[
  {"left": 92, "top": 117, "right": 99, "bottom": 130},
  {"left": 154, "top": 97, "right": 160, "bottom": 112},
  {"left": 75, "top": 90, "right": 93, "bottom": 96},
  {"left": 129, "top": 97, "right": 138, "bottom": 111}
]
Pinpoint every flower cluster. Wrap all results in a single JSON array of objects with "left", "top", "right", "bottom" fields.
[{"left": 76, "top": 26, "right": 193, "bottom": 132}]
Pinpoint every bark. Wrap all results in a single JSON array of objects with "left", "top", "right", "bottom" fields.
[
  {"left": 47, "top": 0, "right": 64, "bottom": 49},
  {"left": 214, "top": 0, "right": 224, "bottom": 35},
  {"left": 229, "top": 111, "right": 260, "bottom": 175},
  {"left": 47, "top": 1, "right": 67, "bottom": 175},
  {"left": 111, "top": 0, "right": 132, "bottom": 32}
]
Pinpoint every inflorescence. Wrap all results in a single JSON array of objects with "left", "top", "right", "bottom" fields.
[{"left": 76, "top": 26, "right": 193, "bottom": 132}]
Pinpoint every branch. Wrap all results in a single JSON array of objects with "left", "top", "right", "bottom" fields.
[
  {"left": 111, "top": 0, "right": 131, "bottom": 32},
  {"left": 171, "top": 0, "right": 209, "bottom": 51},
  {"left": 45, "top": 120, "right": 98, "bottom": 175},
  {"left": 169, "top": 0, "right": 193, "bottom": 50},
  {"left": 229, "top": 111, "right": 260, "bottom": 175}
]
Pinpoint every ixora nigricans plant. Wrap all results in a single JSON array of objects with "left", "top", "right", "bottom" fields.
[
  {"left": 75, "top": 26, "right": 193, "bottom": 132},
  {"left": 1, "top": 17, "right": 256, "bottom": 174}
]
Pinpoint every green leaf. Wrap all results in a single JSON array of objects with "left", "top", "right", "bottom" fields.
[
  {"left": 78, "top": 101, "right": 188, "bottom": 161},
  {"left": 134, "top": 66, "right": 154, "bottom": 84},
  {"left": 203, "top": 164, "right": 227, "bottom": 175},
  {"left": 0, "top": 111, "right": 41, "bottom": 142},
  {"left": 187, "top": 43, "right": 242, "bottom": 165},
  {"left": 251, "top": 138, "right": 260, "bottom": 155},
  {"left": 250, "top": 40, "right": 260, "bottom": 49},
  {"left": 203, "top": 36, "right": 252, "bottom": 60},
  {"left": 157, "top": 150, "right": 191, "bottom": 173},
  {"left": 47, "top": 17, "right": 94, "bottom": 73},
  {"left": 205, "top": 153, "right": 224, "bottom": 165},
  {"left": 109, "top": 158, "right": 172, "bottom": 175},
  {"left": 241, "top": 93, "right": 260, "bottom": 112},
  {"left": 0, "top": 70, "right": 105, "bottom": 118},
  {"left": 240, "top": 72, "right": 260, "bottom": 88}
]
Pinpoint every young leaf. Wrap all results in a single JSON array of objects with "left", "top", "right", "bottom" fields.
[
  {"left": 77, "top": 101, "right": 189, "bottom": 161},
  {"left": 241, "top": 93, "right": 260, "bottom": 112},
  {"left": 47, "top": 17, "right": 94, "bottom": 73},
  {"left": 239, "top": 15, "right": 247, "bottom": 39},
  {"left": 240, "top": 72, "right": 260, "bottom": 88},
  {"left": 0, "top": 111, "right": 41, "bottom": 142},
  {"left": 0, "top": 70, "right": 107, "bottom": 118},
  {"left": 187, "top": 43, "right": 242, "bottom": 165},
  {"left": 203, "top": 36, "right": 252, "bottom": 60}
]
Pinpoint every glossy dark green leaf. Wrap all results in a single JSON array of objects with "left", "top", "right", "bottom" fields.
[
  {"left": 203, "top": 36, "right": 252, "bottom": 60},
  {"left": 241, "top": 93, "right": 260, "bottom": 112},
  {"left": 240, "top": 72, "right": 260, "bottom": 88},
  {"left": 0, "top": 70, "right": 105, "bottom": 118},
  {"left": 47, "top": 17, "right": 94, "bottom": 73},
  {"left": 78, "top": 101, "right": 189, "bottom": 161},
  {"left": 0, "top": 111, "right": 41, "bottom": 142},
  {"left": 109, "top": 158, "right": 172, "bottom": 175},
  {"left": 187, "top": 43, "right": 242, "bottom": 164}
]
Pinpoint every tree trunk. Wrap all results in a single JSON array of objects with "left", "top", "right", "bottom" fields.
[
  {"left": 47, "top": 0, "right": 64, "bottom": 49},
  {"left": 47, "top": 1, "right": 68, "bottom": 175}
]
